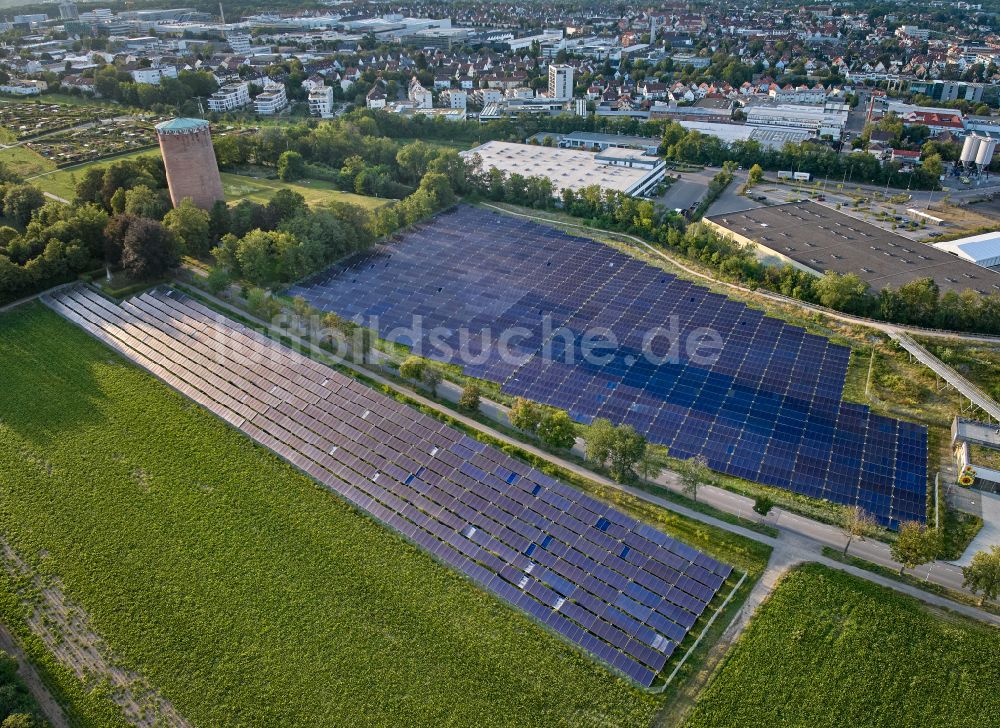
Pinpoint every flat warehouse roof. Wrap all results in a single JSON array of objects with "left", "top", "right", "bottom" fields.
[
  {"left": 462, "top": 140, "right": 662, "bottom": 195},
  {"left": 706, "top": 201, "right": 1000, "bottom": 295},
  {"left": 933, "top": 230, "right": 1000, "bottom": 268}
]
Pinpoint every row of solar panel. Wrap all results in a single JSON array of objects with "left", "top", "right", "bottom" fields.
[
  {"left": 310, "top": 277, "right": 850, "bottom": 401},
  {"left": 45, "top": 286, "right": 734, "bottom": 687}
]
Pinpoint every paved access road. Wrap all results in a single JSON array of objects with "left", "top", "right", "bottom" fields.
[
  {"left": 656, "top": 169, "right": 713, "bottom": 211},
  {"left": 955, "top": 491, "right": 1000, "bottom": 567},
  {"left": 704, "top": 170, "right": 763, "bottom": 216}
]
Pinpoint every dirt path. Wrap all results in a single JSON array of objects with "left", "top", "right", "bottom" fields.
[
  {"left": 654, "top": 544, "right": 804, "bottom": 727},
  {"left": 0, "top": 623, "right": 71, "bottom": 728},
  {"left": 0, "top": 538, "right": 192, "bottom": 727}
]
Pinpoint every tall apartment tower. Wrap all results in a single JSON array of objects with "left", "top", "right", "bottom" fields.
[
  {"left": 155, "top": 118, "right": 225, "bottom": 210},
  {"left": 59, "top": 0, "right": 80, "bottom": 20},
  {"left": 548, "top": 64, "right": 574, "bottom": 100},
  {"left": 58, "top": 1, "right": 79, "bottom": 20}
]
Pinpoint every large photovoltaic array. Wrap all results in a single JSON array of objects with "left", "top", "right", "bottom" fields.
[
  {"left": 289, "top": 206, "right": 928, "bottom": 528},
  {"left": 44, "top": 286, "right": 734, "bottom": 688}
]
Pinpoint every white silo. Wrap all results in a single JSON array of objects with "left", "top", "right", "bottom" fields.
[
  {"left": 975, "top": 137, "right": 997, "bottom": 168},
  {"left": 960, "top": 134, "right": 982, "bottom": 164}
]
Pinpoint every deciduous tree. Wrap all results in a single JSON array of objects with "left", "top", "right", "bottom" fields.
[
  {"left": 459, "top": 383, "right": 481, "bottom": 411},
  {"left": 962, "top": 545, "right": 1000, "bottom": 606},
  {"left": 537, "top": 410, "right": 576, "bottom": 450},
  {"left": 163, "top": 198, "right": 212, "bottom": 257},
  {"left": 399, "top": 356, "right": 426, "bottom": 382},
  {"left": 606, "top": 425, "right": 646, "bottom": 482},
  {"left": 509, "top": 397, "right": 543, "bottom": 434},
  {"left": 2, "top": 184, "right": 44, "bottom": 226},
  {"left": 890, "top": 521, "right": 939, "bottom": 575},
  {"left": 121, "top": 218, "right": 176, "bottom": 280},
  {"left": 841, "top": 505, "right": 877, "bottom": 557},
  {"left": 679, "top": 455, "right": 710, "bottom": 502},
  {"left": 278, "top": 150, "right": 306, "bottom": 181},
  {"left": 421, "top": 365, "right": 442, "bottom": 397},
  {"left": 585, "top": 418, "right": 616, "bottom": 466}
]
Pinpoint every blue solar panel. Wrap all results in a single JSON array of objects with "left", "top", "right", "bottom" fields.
[{"left": 289, "top": 206, "right": 928, "bottom": 528}]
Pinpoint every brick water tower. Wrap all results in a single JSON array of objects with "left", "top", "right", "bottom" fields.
[{"left": 155, "top": 118, "right": 225, "bottom": 210}]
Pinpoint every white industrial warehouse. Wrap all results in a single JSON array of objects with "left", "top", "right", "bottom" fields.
[
  {"left": 933, "top": 231, "right": 1000, "bottom": 269},
  {"left": 461, "top": 140, "right": 666, "bottom": 196}
]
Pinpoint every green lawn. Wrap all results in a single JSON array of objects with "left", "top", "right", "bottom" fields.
[
  {"left": 27, "top": 148, "right": 158, "bottom": 201},
  {"left": 221, "top": 172, "right": 389, "bottom": 210},
  {"left": 684, "top": 563, "right": 1000, "bottom": 728},
  {"left": 0, "top": 303, "right": 664, "bottom": 727},
  {"left": 27, "top": 93, "right": 126, "bottom": 110},
  {"left": 0, "top": 145, "right": 55, "bottom": 178}
]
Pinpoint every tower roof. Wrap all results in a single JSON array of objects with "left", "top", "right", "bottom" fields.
[{"left": 155, "top": 118, "right": 209, "bottom": 133}]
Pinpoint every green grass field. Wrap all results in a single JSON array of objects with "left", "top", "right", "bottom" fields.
[
  {"left": 391, "top": 136, "right": 477, "bottom": 152},
  {"left": 0, "top": 303, "right": 668, "bottom": 727},
  {"left": 684, "top": 563, "right": 1000, "bottom": 728},
  {"left": 221, "top": 172, "right": 389, "bottom": 210},
  {"left": 0, "top": 145, "right": 54, "bottom": 178},
  {"left": 918, "top": 336, "right": 1000, "bottom": 401}
]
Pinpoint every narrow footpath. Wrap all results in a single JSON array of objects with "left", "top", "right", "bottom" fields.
[{"left": 0, "top": 624, "right": 70, "bottom": 728}]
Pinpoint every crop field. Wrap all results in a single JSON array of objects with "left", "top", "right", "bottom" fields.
[
  {"left": 0, "top": 303, "right": 687, "bottom": 727},
  {"left": 221, "top": 172, "right": 390, "bottom": 210},
  {"left": 683, "top": 563, "right": 1000, "bottom": 728}
]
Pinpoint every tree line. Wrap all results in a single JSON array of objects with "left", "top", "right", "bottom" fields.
[
  {"left": 90, "top": 66, "right": 219, "bottom": 115},
  {"left": 5, "top": 113, "right": 999, "bottom": 334}
]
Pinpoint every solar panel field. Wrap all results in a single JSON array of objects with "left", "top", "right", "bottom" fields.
[
  {"left": 289, "top": 207, "right": 927, "bottom": 528},
  {"left": 683, "top": 563, "right": 1000, "bottom": 728},
  {"left": 0, "top": 302, "right": 768, "bottom": 726},
  {"left": 289, "top": 206, "right": 929, "bottom": 528}
]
